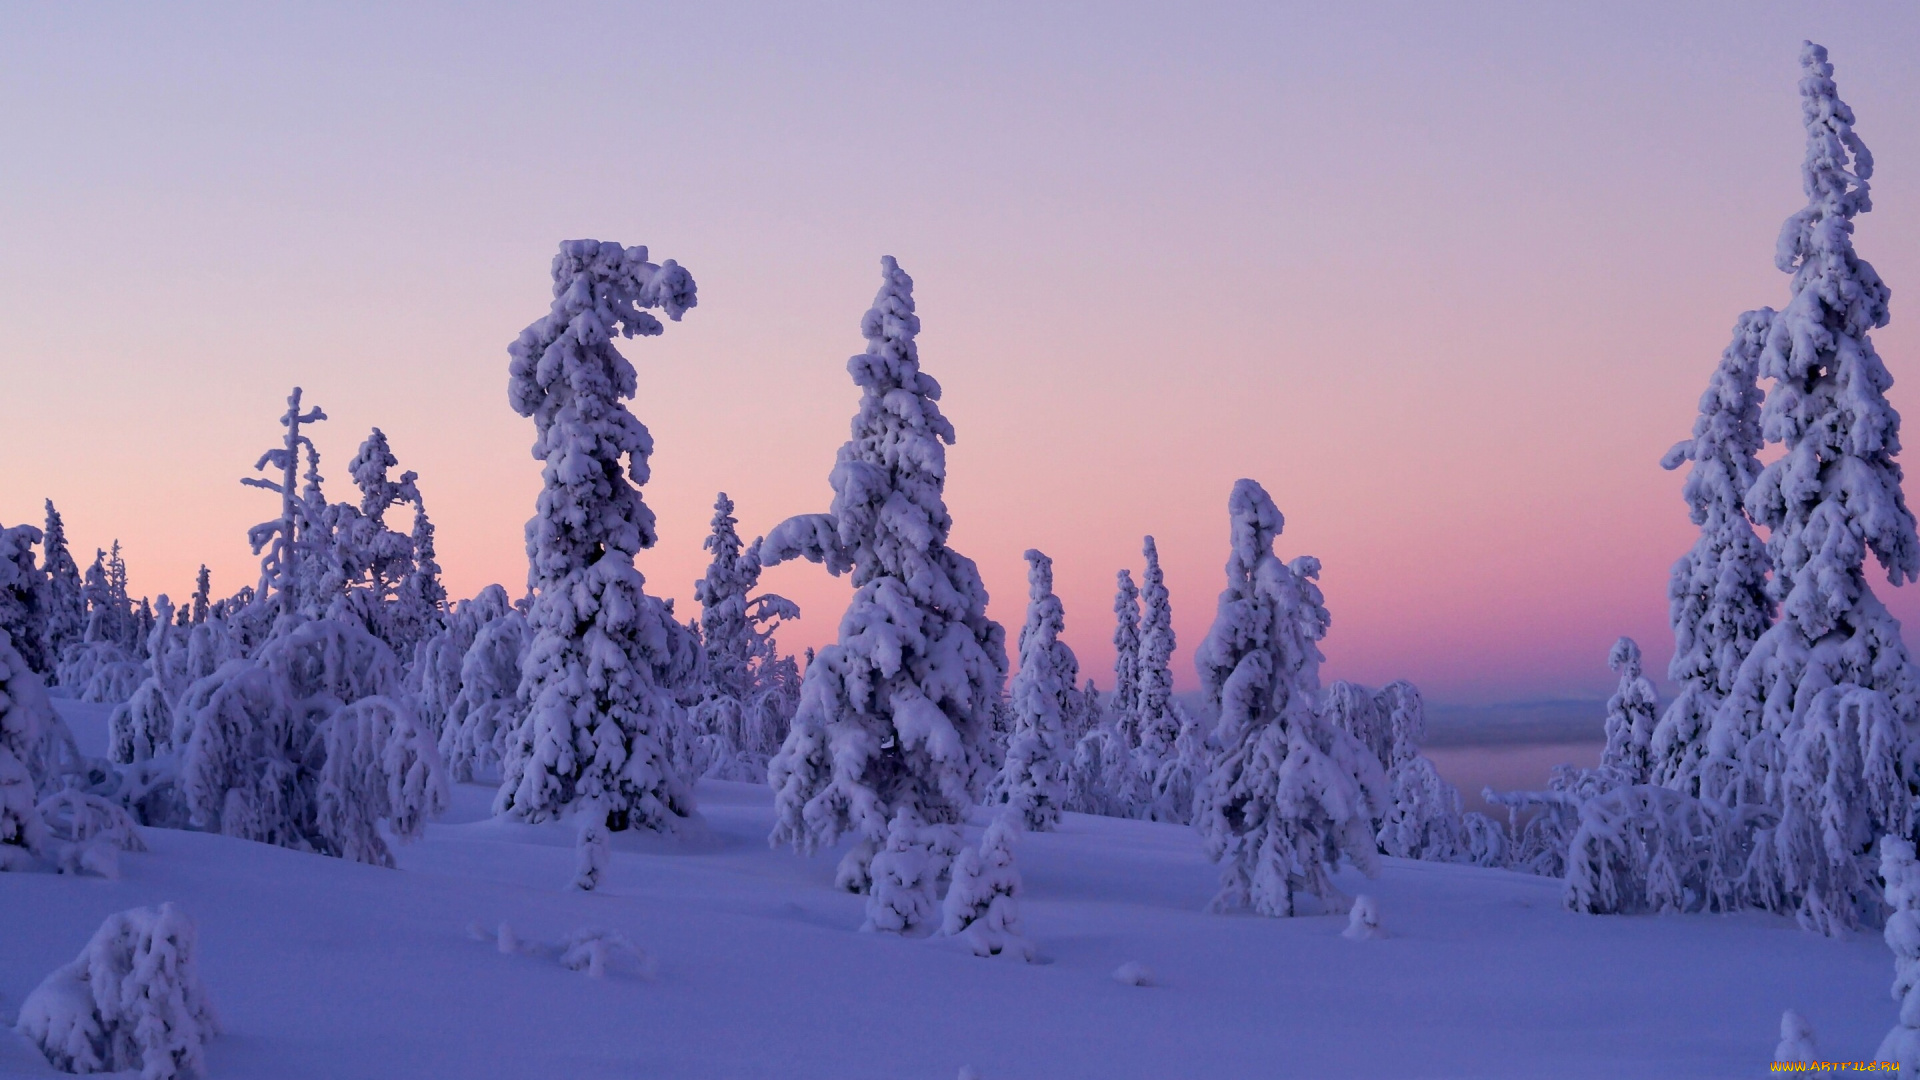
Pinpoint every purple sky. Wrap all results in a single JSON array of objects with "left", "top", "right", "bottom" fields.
[{"left": 3, "top": 3, "right": 1919, "bottom": 704}]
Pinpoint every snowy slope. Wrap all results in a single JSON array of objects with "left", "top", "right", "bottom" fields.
[{"left": 0, "top": 702, "right": 1893, "bottom": 1079}]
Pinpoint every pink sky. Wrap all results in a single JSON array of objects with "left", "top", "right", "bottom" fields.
[{"left": 3, "top": 3, "right": 1919, "bottom": 704}]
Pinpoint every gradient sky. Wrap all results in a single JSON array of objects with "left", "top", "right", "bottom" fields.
[{"left": 3, "top": 3, "right": 1919, "bottom": 705}]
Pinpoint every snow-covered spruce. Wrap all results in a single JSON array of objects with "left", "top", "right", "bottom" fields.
[
  {"left": 0, "top": 520, "right": 51, "bottom": 676},
  {"left": 1111, "top": 569, "right": 1141, "bottom": 748},
  {"left": 410, "top": 584, "right": 504, "bottom": 740},
  {"left": 177, "top": 618, "right": 448, "bottom": 866},
  {"left": 109, "top": 595, "right": 190, "bottom": 764},
  {"left": 1700, "top": 44, "right": 1920, "bottom": 934},
  {"left": 1067, "top": 722, "right": 1125, "bottom": 818},
  {"left": 17, "top": 902, "right": 217, "bottom": 1080},
  {"left": 494, "top": 239, "right": 702, "bottom": 835},
  {"left": 690, "top": 493, "right": 800, "bottom": 782},
  {"left": 986, "top": 550, "right": 1078, "bottom": 831},
  {"left": 1651, "top": 309, "right": 1775, "bottom": 795},
  {"left": 761, "top": 256, "right": 1008, "bottom": 899},
  {"left": 1322, "top": 681, "right": 1390, "bottom": 778},
  {"left": 1148, "top": 712, "right": 1209, "bottom": 825},
  {"left": 1374, "top": 681, "right": 1468, "bottom": 862},
  {"left": 1194, "top": 480, "right": 1387, "bottom": 917},
  {"left": 437, "top": 587, "right": 528, "bottom": 782},
  {"left": 1878, "top": 837, "right": 1920, "bottom": 1072},
  {"left": 941, "top": 813, "right": 1034, "bottom": 959},
  {"left": 1133, "top": 537, "right": 1183, "bottom": 773},
  {"left": 1600, "top": 638, "right": 1658, "bottom": 786},
  {"left": 41, "top": 501, "right": 86, "bottom": 670},
  {"left": 863, "top": 805, "right": 954, "bottom": 935},
  {"left": 0, "top": 634, "right": 58, "bottom": 869}
]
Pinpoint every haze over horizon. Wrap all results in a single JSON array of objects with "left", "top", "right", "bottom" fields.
[{"left": 5, "top": 2, "right": 1919, "bottom": 706}]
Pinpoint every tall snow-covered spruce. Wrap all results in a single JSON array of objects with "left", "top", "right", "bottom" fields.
[
  {"left": 495, "top": 239, "right": 702, "bottom": 835},
  {"left": 986, "top": 550, "right": 1078, "bottom": 831},
  {"left": 1651, "top": 309, "right": 1774, "bottom": 795},
  {"left": 1194, "top": 480, "right": 1386, "bottom": 917},
  {"left": 1701, "top": 43, "right": 1920, "bottom": 934},
  {"left": 690, "top": 493, "right": 799, "bottom": 781},
  {"left": 1111, "top": 569, "right": 1141, "bottom": 746},
  {"left": 762, "top": 256, "right": 1008, "bottom": 920}
]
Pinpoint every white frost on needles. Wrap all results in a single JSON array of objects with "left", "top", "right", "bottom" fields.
[{"left": 495, "top": 239, "right": 702, "bottom": 836}]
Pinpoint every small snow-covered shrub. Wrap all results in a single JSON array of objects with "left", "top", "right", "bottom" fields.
[
  {"left": 81, "top": 659, "right": 144, "bottom": 707},
  {"left": 16, "top": 902, "right": 217, "bottom": 1079},
  {"left": 941, "top": 815, "right": 1033, "bottom": 960},
  {"left": 1111, "top": 961, "right": 1154, "bottom": 987},
  {"left": 1343, "top": 894, "right": 1384, "bottom": 940},
  {"left": 39, "top": 789, "right": 146, "bottom": 879},
  {"left": 863, "top": 806, "right": 953, "bottom": 936},
  {"left": 560, "top": 927, "right": 646, "bottom": 979},
  {"left": 1461, "top": 812, "right": 1509, "bottom": 868},
  {"left": 1776, "top": 1009, "right": 1816, "bottom": 1065}
]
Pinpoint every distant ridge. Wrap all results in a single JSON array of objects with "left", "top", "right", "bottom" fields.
[{"left": 1424, "top": 699, "right": 1606, "bottom": 747}]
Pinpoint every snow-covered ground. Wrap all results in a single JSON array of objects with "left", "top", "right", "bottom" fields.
[{"left": 0, "top": 702, "right": 1892, "bottom": 1079}]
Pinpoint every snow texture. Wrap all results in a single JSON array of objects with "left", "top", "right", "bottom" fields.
[
  {"left": 1194, "top": 479, "right": 1387, "bottom": 917},
  {"left": 16, "top": 902, "right": 217, "bottom": 1080},
  {"left": 496, "top": 239, "right": 702, "bottom": 836},
  {"left": 761, "top": 256, "right": 1008, "bottom": 892}
]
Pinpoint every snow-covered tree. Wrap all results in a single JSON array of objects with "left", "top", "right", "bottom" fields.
[
  {"left": 41, "top": 502, "right": 85, "bottom": 667},
  {"left": 1877, "top": 836, "right": 1920, "bottom": 1072},
  {"left": 242, "top": 388, "right": 329, "bottom": 625},
  {"left": 689, "top": 493, "right": 800, "bottom": 781},
  {"left": 1194, "top": 479, "right": 1387, "bottom": 917},
  {"left": 1147, "top": 712, "right": 1209, "bottom": 825},
  {"left": 108, "top": 595, "right": 189, "bottom": 765},
  {"left": 441, "top": 592, "right": 530, "bottom": 783},
  {"left": 494, "top": 239, "right": 702, "bottom": 836},
  {"left": 1111, "top": 569, "right": 1141, "bottom": 747},
  {"left": 17, "top": 902, "right": 217, "bottom": 1080},
  {"left": 0, "top": 522, "right": 49, "bottom": 676},
  {"left": 761, "top": 256, "right": 1008, "bottom": 897},
  {"left": 986, "top": 549, "right": 1077, "bottom": 831},
  {"left": 189, "top": 566, "right": 211, "bottom": 627},
  {"left": 177, "top": 618, "right": 446, "bottom": 864},
  {"left": 1375, "top": 680, "right": 1467, "bottom": 862},
  {"left": 941, "top": 813, "right": 1034, "bottom": 959},
  {"left": 1698, "top": 44, "right": 1920, "bottom": 933},
  {"left": 1066, "top": 723, "right": 1125, "bottom": 818},
  {"left": 0, "top": 634, "right": 57, "bottom": 869},
  {"left": 1651, "top": 310, "right": 1775, "bottom": 795},
  {"left": 1134, "top": 536, "right": 1182, "bottom": 763},
  {"left": 1601, "top": 638, "right": 1658, "bottom": 785}
]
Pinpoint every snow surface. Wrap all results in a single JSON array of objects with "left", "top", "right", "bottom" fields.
[{"left": 0, "top": 700, "right": 1896, "bottom": 1078}]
